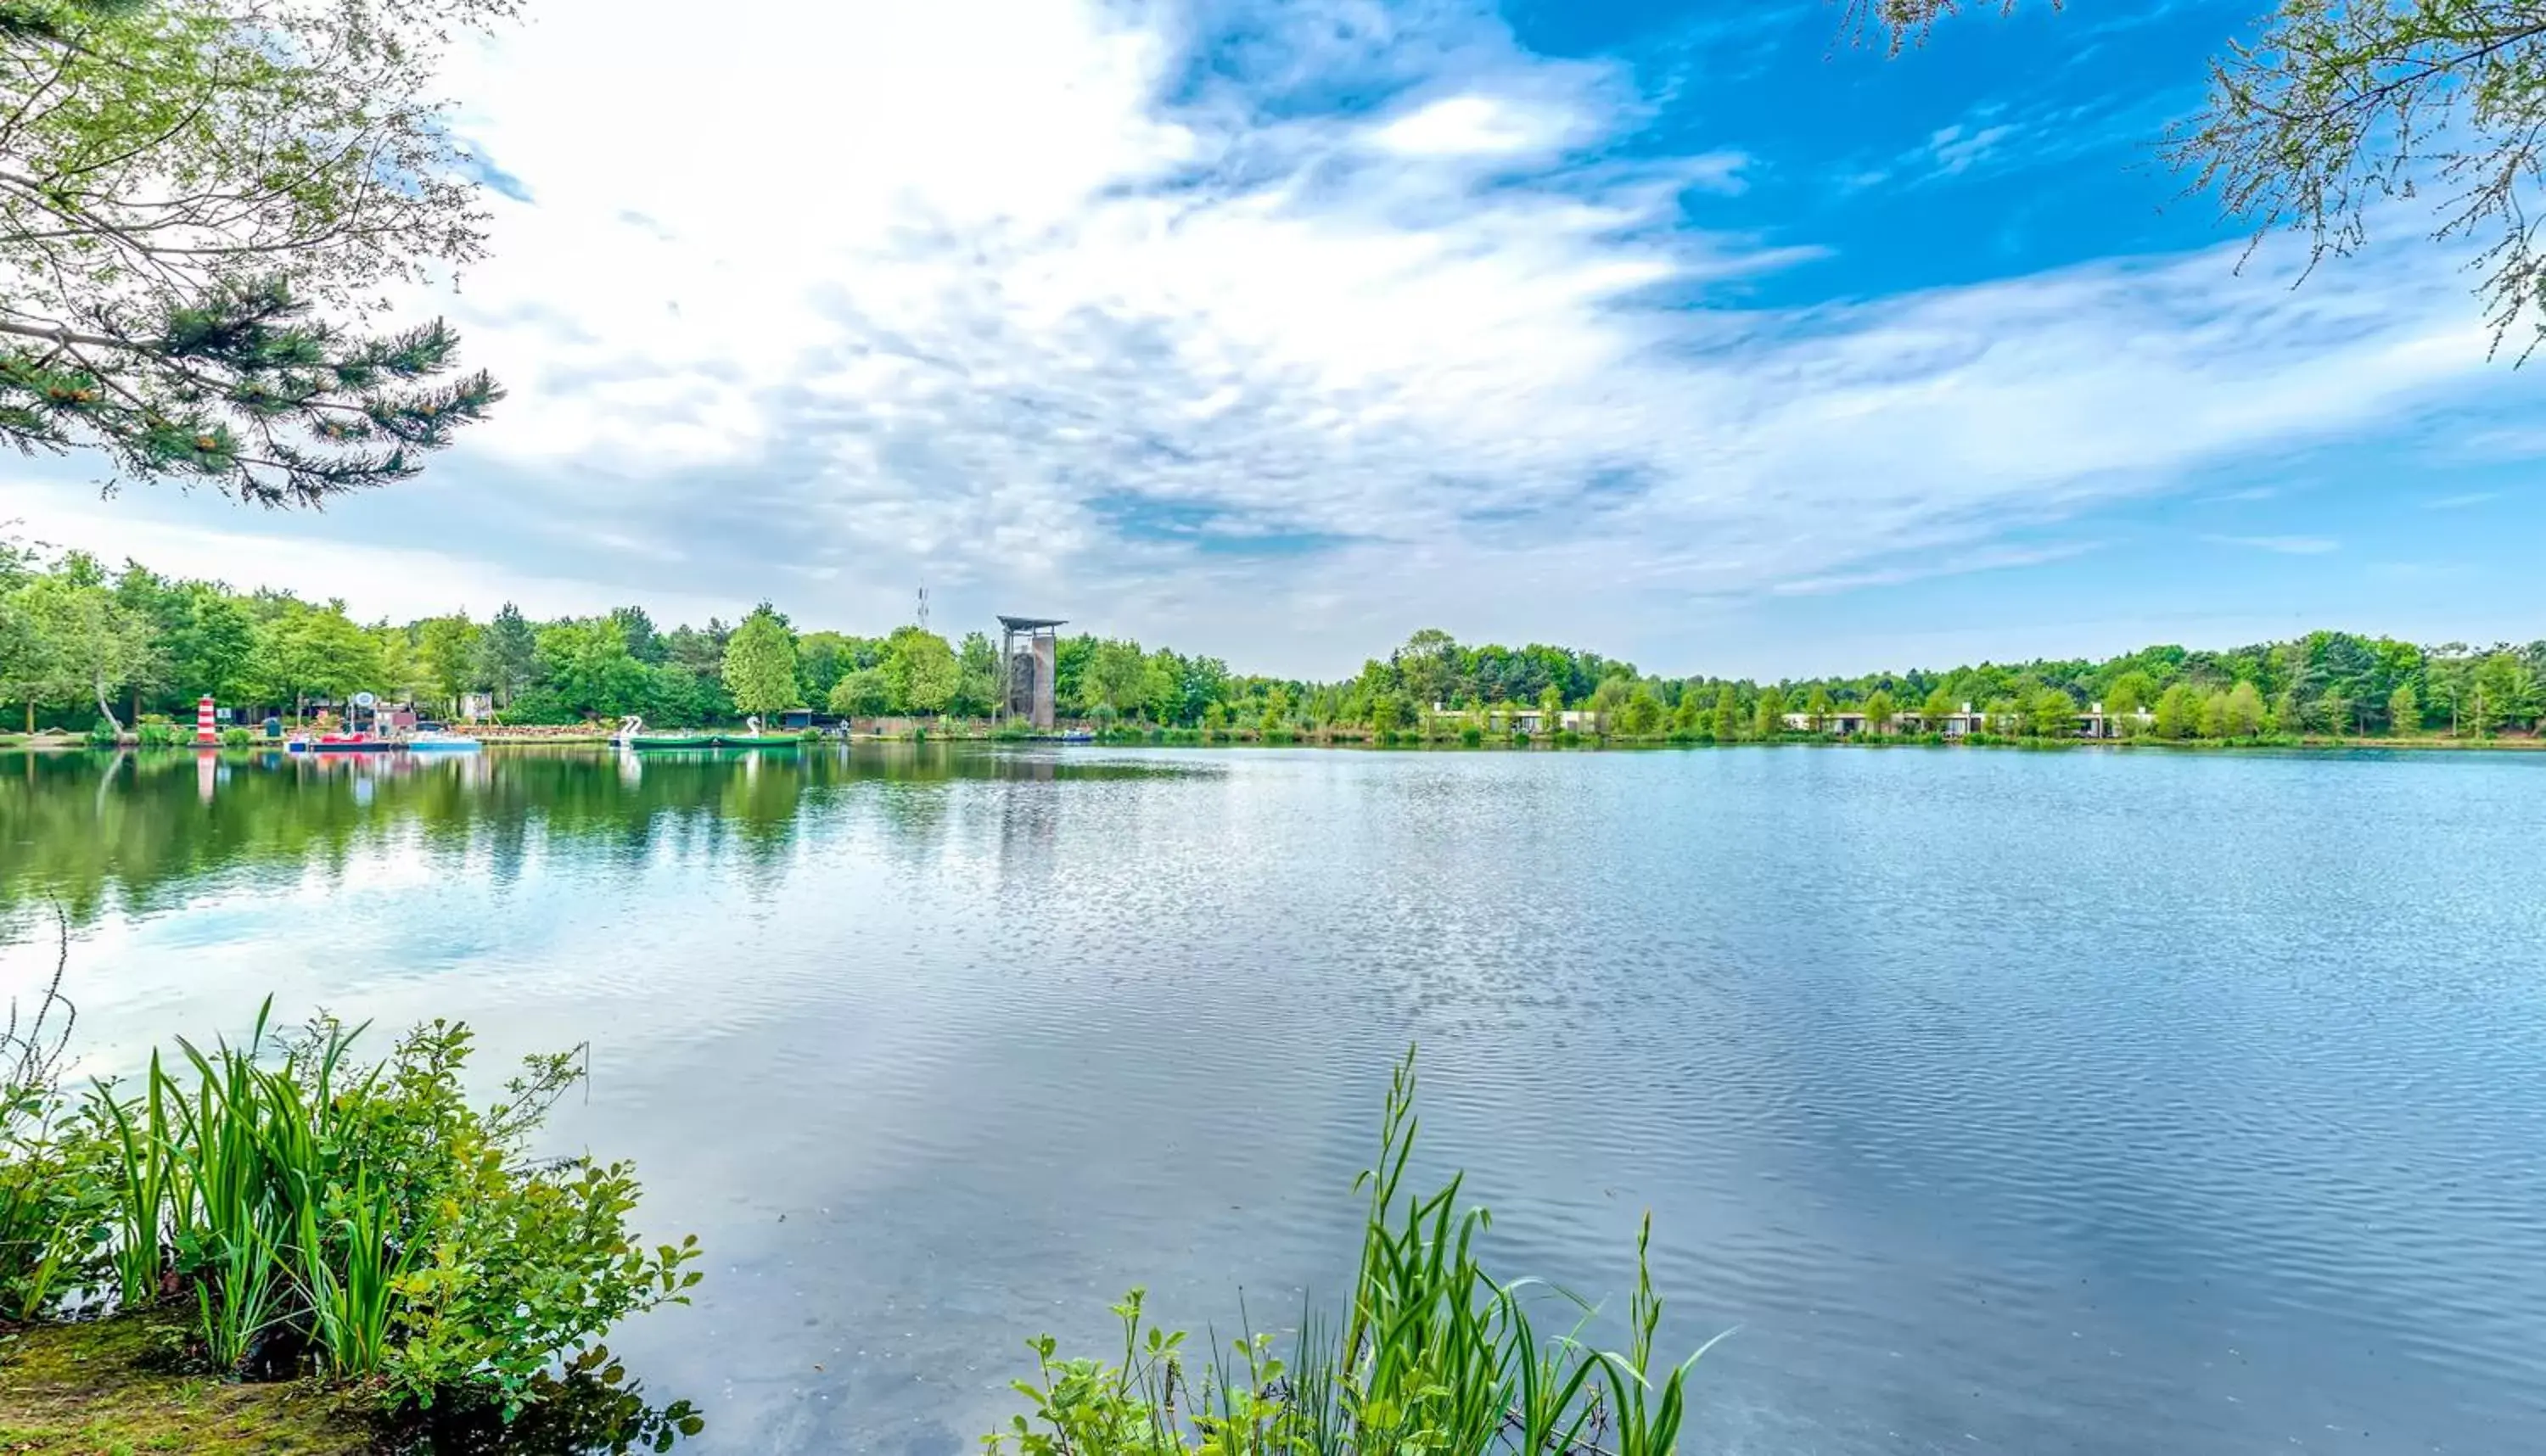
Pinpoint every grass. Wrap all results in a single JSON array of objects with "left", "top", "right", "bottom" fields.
[{"left": 0, "top": 1308, "right": 373, "bottom": 1454}]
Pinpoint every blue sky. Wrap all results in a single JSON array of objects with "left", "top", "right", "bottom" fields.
[{"left": 6, "top": 0, "right": 2537, "bottom": 678}]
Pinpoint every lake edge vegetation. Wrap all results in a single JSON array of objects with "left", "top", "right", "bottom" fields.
[
  {"left": 0, "top": 936, "right": 704, "bottom": 1448},
  {"left": 990, "top": 1047, "right": 1728, "bottom": 1456},
  {"left": 3, "top": 540, "right": 2537, "bottom": 751}
]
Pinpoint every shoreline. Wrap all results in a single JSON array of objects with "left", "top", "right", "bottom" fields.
[{"left": 4, "top": 732, "right": 2540, "bottom": 756}]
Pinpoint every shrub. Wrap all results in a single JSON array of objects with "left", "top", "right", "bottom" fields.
[
  {"left": 71, "top": 1003, "right": 699, "bottom": 1417},
  {"left": 1458, "top": 725, "right": 1483, "bottom": 748},
  {"left": 86, "top": 718, "right": 121, "bottom": 748},
  {"left": 221, "top": 726, "right": 255, "bottom": 748},
  {"left": 134, "top": 723, "right": 183, "bottom": 748}
]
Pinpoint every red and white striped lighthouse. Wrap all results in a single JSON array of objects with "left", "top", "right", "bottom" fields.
[{"left": 195, "top": 695, "right": 219, "bottom": 745}]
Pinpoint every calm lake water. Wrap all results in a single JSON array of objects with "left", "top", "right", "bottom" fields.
[{"left": 5, "top": 743, "right": 2545, "bottom": 1454}]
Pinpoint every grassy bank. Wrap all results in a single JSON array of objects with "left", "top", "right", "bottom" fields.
[
  {"left": 1074, "top": 724, "right": 2545, "bottom": 752},
  {"left": 0, "top": 1308, "right": 372, "bottom": 1453},
  {"left": 1, "top": 978, "right": 702, "bottom": 1449}
]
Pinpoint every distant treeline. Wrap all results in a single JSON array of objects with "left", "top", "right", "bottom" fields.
[{"left": 2, "top": 541, "right": 2537, "bottom": 738}]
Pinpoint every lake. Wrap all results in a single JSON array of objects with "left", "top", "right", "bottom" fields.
[{"left": 5, "top": 743, "right": 2544, "bottom": 1455}]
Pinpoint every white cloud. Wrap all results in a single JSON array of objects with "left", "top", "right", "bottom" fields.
[
  {"left": 1924, "top": 120, "right": 2019, "bottom": 176},
  {"left": 1373, "top": 94, "right": 1580, "bottom": 158},
  {"left": 3, "top": 0, "right": 2513, "bottom": 675}
]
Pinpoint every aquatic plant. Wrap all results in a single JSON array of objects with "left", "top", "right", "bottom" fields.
[
  {"left": 60, "top": 999, "right": 701, "bottom": 1416},
  {"left": 990, "top": 1048, "right": 1729, "bottom": 1455}
]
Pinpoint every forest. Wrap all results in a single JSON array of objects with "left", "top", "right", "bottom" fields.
[{"left": 2, "top": 541, "right": 2538, "bottom": 740}]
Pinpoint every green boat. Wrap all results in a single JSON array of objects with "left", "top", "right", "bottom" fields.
[
  {"left": 614, "top": 717, "right": 810, "bottom": 751},
  {"left": 613, "top": 716, "right": 721, "bottom": 750}
]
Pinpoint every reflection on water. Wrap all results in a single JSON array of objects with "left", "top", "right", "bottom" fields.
[
  {"left": 8, "top": 744, "right": 2546, "bottom": 1456},
  {"left": 0, "top": 744, "right": 1192, "bottom": 923},
  {"left": 401, "top": 1347, "right": 704, "bottom": 1455}
]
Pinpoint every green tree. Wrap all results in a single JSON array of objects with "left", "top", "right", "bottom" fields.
[
  {"left": 609, "top": 606, "right": 664, "bottom": 664},
  {"left": 827, "top": 668, "right": 890, "bottom": 719},
  {"left": 721, "top": 606, "right": 801, "bottom": 718},
  {"left": 473, "top": 603, "right": 537, "bottom": 708},
  {"left": 1711, "top": 684, "right": 1741, "bottom": 742},
  {"left": 2025, "top": 687, "right": 2075, "bottom": 739},
  {"left": 881, "top": 626, "right": 958, "bottom": 716},
  {"left": 2270, "top": 684, "right": 2304, "bottom": 736},
  {"left": 371, "top": 620, "right": 429, "bottom": 707},
  {"left": 1920, "top": 685, "right": 1955, "bottom": 732},
  {"left": 2197, "top": 690, "right": 2230, "bottom": 741},
  {"left": 1394, "top": 628, "right": 1460, "bottom": 710},
  {"left": 1864, "top": 687, "right": 1896, "bottom": 734},
  {"left": 2472, "top": 651, "right": 2535, "bottom": 735},
  {"left": 1371, "top": 694, "right": 1405, "bottom": 734},
  {"left": 2317, "top": 692, "right": 2354, "bottom": 737},
  {"left": 2104, "top": 670, "right": 2155, "bottom": 738},
  {"left": 1617, "top": 682, "right": 1664, "bottom": 736},
  {"left": 1538, "top": 683, "right": 1564, "bottom": 735},
  {"left": 2152, "top": 682, "right": 2205, "bottom": 740},
  {"left": 1670, "top": 691, "right": 1703, "bottom": 735},
  {"left": 1803, "top": 686, "right": 1834, "bottom": 733},
  {"left": 795, "top": 630, "right": 855, "bottom": 704},
  {"left": 2388, "top": 681, "right": 2420, "bottom": 737},
  {"left": 952, "top": 632, "right": 1001, "bottom": 719},
  {"left": 535, "top": 619, "right": 649, "bottom": 720},
  {"left": 0, "top": 0, "right": 512, "bottom": 503},
  {"left": 17, "top": 574, "right": 148, "bottom": 730},
  {"left": 246, "top": 601, "right": 380, "bottom": 721},
  {"left": 1753, "top": 686, "right": 1786, "bottom": 739},
  {"left": 1081, "top": 638, "right": 1151, "bottom": 719},
  {"left": 416, "top": 615, "right": 481, "bottom": 714},
  {"left": 2222, "top": 680, "right": 2266, "bottom": 739},
  {"left": 161, "top": 583, "right": 257, "bottom": 708},
  {"left": 0, "top": 583, "right": 58, "bottom": 731}
]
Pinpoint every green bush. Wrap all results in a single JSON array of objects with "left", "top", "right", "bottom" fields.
[
  {"left": 1458, "top": 725, "right": 1483, "bottom": 748},
  {"left": 85, "top": 718, "right": 121, "bottom": 748},
  {"left": 221, "top": 726, "right": 254, "bottom": 748},
  {"left": 493, "top": 688, "right": 583, "bottom": 727},
  {"left": 59, "top": 1002, "right": 699, "bottom": 1417},
  {"left": 134, "top": 723, "right": 184, "bottom": 748}
]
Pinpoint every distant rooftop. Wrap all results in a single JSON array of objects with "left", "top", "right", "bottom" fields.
[{"left": 997, "top": 615, "right": 1068, "bottom": 630}]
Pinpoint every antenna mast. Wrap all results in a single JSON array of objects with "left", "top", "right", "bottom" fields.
[{"left": 916, "top": 585, "right": 929, "bottom": 631}]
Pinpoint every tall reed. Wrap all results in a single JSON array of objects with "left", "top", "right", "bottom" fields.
[
  {"left": 165, "top": 1003, "right": 294, "bottom": 1369},
  {"left": 993, "top": 1046, "right": 1733, "bottom": 1455},
  {"left": 294, "top": 1169, "right": 409, "bottom": 1377},
  {"left": 92, "top": 1051, "right": 174, "bottom": 1308}
]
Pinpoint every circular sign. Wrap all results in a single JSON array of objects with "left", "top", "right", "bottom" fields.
[{"left": 351, "top": 691, "right": 378, "bottom": 708}]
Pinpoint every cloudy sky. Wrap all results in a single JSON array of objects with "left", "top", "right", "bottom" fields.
[{"left": 8, "top": 0, "right": 2539, "bottom": 678}]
